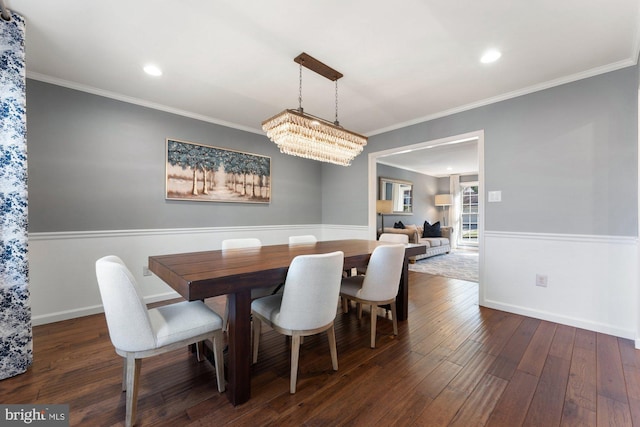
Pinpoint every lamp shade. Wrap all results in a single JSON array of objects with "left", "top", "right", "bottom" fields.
[
  {"left": 376, "top": 200, "right": 393, "bottom": 214},
  {"left": 435, "top": 194, "right": 452, "bottom": 206}
]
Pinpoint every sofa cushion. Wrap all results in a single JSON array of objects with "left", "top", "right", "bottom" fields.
[
  {"left": 422, "top": 221, "right": 442, "bottom": 237},
  {"left": 424, "top": 238, "right": 442, "bottom": 247},
  {"left": 393, "top": 221, "right": 405, "bottom": 229}
]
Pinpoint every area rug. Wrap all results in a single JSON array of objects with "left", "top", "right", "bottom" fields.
[{"left": 409, "top": 250, "right": 479, "bottom": 282}]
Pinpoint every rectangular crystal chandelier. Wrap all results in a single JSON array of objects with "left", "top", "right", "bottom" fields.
[{"left": 262, "top": 53, "right": 367, "bottom": 167}]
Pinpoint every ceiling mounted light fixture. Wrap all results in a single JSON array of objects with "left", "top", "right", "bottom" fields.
[
  {"left": 262, "top": 52, "right": 367, "bottom": 167},
  {"left": 480, "top": 49, "right": 502, "bottom": 64}
]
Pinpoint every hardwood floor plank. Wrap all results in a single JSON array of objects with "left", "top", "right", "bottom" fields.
[
  {"left": 596, "top": 333, "right": 629, "bottom": 404},
  {"left": 413, "top": 386, "right": 468, "bottom": 427},
  {"left": 487, "top": 316, "right": 539, "bottom": 380},
  {"left": 523, "top": 354, "right": 571, "bottom": 426},
  {"left": 370, "top": 352, "right": 450, "bottom": 426},
  {"left": 597, "top": 395, "right": 633, "bottom": 427},
  {"left": 549, "top": 324, "right": 577, "bottom": 360},
  {"left": 486, "top": 370, "right": 538, "bottom": 426},
  {"left": 448, "top": 373, "right": 508, "bottom": 427},
  {"left": 618, "top": 338, "right": 640, "bottom": 426},
  {"left": 562, "top": 329, "right": 597, "bottom": 426},
  {"left": 412, "top": 350, "right": 497, "bottom": 427},
  {"left": 517, "top": 320, "right": 557, "bottom": 377}
]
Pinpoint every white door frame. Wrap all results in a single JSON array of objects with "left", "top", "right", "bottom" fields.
[{"left": 367, "top": 129, "right": 486, "bottom": 304}]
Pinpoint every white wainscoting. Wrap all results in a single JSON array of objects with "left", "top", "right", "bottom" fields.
[
  {"left": 30, "top": 226, "right": 638, "bottom": 343},
  {"left": 28, "top": 224, "right": 369, "bottom": 325},
  {"left": 482, "top": 231, "right": 638, "bottom": 341}
]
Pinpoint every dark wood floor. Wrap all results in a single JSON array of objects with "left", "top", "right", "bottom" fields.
[{"left": 1, "top": 271, "right": 639, "bottom": 426}]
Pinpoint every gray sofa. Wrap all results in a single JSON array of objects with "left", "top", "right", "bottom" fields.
[{"left": 381, "top": 224, "right": 452, "bottom": 261}]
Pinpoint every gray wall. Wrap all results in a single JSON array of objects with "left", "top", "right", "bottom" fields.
[
  {"left": 323, "top": 65, "right": 639, "bottom": 236},
  {"left": 376, "top": 163, "right": 439, "bottom": 227},
  {"left": 26, "top": 80, "right": 323, "bottom": 232},
  {"left": 27, "top": 63, "right": 639, "bottom": 236}
]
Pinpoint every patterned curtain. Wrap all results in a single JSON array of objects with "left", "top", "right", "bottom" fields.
[{"left": 0, "top": 12, "right": 31, "bottom": 380}]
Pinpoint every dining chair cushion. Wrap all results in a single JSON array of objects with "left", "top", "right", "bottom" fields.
[
  {"left": 340, "top": 275, "right": 365, "bottom": 300},
  {"left": 250, "top": 294, "right": 282, "bottom": 323},
  {"left": 149, "top": 301, "right": 224, "bottom": 348}
]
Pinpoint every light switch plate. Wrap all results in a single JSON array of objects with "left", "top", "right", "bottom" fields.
[{"left": 488, "top": 191, "right": 502, "bottom": 202}]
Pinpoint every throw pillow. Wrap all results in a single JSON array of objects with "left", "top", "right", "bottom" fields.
[
  {"left": 422, "top": 221, "right": 442, "bottom": 237},
  {"left": 393, "top": 221, "right": 405, "bottom": 229}
]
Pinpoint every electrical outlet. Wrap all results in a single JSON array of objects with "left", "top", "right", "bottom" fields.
[
  {"left": 142, "top": 266, "right": 152, "bottom": 277},
  {"left": 535, "top": 274, "right": 548, "bottom": 287}
]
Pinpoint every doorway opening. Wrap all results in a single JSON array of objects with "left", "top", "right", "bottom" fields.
[{"left": 367, "top": 130, "right": 485, "bottom": 302}]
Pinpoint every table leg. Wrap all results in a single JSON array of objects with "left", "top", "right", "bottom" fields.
[
  {"left": 396, "top": 258, "right": 409, "bottom": 321},
  {"left": 226, "top": 289, "right": 252, "bottom": 405}
]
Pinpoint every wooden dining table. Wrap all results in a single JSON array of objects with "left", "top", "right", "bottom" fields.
[{"left": 148, "top": 239, "right": 425, "bottom": 406}]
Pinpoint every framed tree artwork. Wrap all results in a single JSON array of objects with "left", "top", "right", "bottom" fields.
[{"left": 165, "top": 138, "right": 271, "bottom": 203}]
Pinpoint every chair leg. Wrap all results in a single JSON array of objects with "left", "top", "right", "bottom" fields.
[
  {"left": 290, "top": 334, "right": 301, "bottom": 394},
  {"left": 223, "top": 297, "right": 229, "bottom": 332},
  {"left": 357, "top": 302, "right": 363, "bottom": 319},
  {"left": 252, "top": 316, "right": 262, "bottom": 364},
  {"left": 121, "top": 357, "right": 127, "bottom": 392},
  {"left": 390, "top": 301, "right": 398, "bottom": 336},
  {"left": 370, "top": 304, "right": 378, "bottom": 348},
  {"left": 212, "top": 330, "right": 226, "bottom": 393},
  {"left": 195, "top": 341, "right": 204, "bottom": 362},
  {"left": 342, "top": 296, "right": 349, "bottom": 313},
  {"left": 125, "top": 354, "right": 141, "bottom": 427},
  {"left": 327, "top": 324, "right": 338, "bottom": 371}
]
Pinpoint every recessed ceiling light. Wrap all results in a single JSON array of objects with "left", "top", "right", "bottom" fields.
[
  {"left": 447, "top": 167, "right": 453, "bottom": 171},
  {"left": 480, "top": 49, "right": 502, "bottom": 64},
  {"left": 143, "top": 64, "right": 162, "bottom": 76}
]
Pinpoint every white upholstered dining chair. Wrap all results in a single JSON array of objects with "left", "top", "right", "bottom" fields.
[
  {"left": 288, "top": 234, "right": 318, "bottom": 244},
  {"left": 221, "top": 237, "right": 262, "bottom": 250},
  {"left": 340, "top": 244, "right": 406, "bottom": 348},
  {"left": 378, "top": 233, "right": 409, "bottom": 244},
  {"left": 251, "top": 251, "right": 344, "bottom": 393},
  {"left": 95, "top": 255, "right": 225, "bottom": 427}
]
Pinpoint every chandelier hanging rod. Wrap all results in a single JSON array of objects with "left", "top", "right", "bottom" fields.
[
  {"left": 0, "top": 0, "right": 11, "bottom": 21},
  {"left": 294, "top": 52, "right": 343, "bottom": 81}
]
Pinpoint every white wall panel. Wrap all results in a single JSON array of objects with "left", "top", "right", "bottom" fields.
[
  {"left": 29, "top": 224, "right": 363, "bottom": 325},
  {"left": 482, "top": 231, "right": 638, "bottom": 339}
]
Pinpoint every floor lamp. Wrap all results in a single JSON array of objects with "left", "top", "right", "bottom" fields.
[
  {"left": 376, "top": 200, "right": 393, "bottom": 233},
  {"left": 435, "top": 194, "right": 452, "bottom": 226}
]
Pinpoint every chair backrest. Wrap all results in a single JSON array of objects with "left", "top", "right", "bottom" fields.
[
  {"left": 95, "top": 256, "right": 156, "bottom": 352},
  {"left": 379, "top": 233, "right": 409, "bottom": 244},
  {"left": 289, "top": 235, "right": 318, "bottom": 244},
  {"left": 276, "top": 251, "right": 344, "bottom": 331},
  {"left": 221, "top": 238, "right": 262, "bottom": 250},
  {"left": 360, "top": 244, "right": 406, "bottom": 301}
]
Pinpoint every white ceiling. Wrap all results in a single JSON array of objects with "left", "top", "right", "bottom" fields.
[
  {"left": 378, "top": 138, "right": 479, "bottom": 178},
  {"left": 7, "top": 0, "right": 640, "bottom": 174}
]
